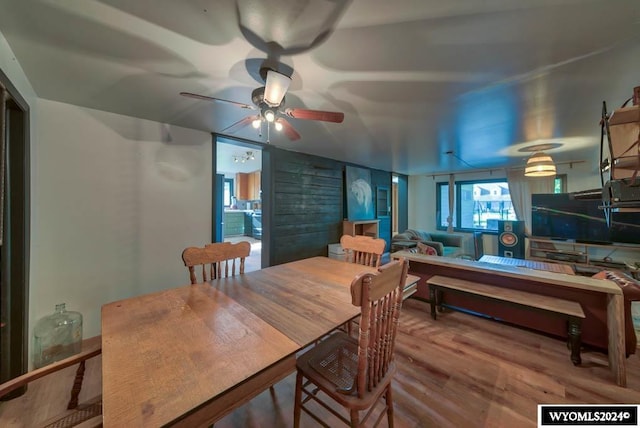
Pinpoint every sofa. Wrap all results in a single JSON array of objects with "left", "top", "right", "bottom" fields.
[{"left": 392, "top": 229, "right": 471, "bottom": 258}]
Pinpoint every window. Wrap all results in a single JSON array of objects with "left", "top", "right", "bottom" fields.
[
  {"left": 436, "top": 176, "right": 566, "bottom": 232},
  {"left": 224, "top": 178, "right": 234, "bottom": 207},
  {"left": 554, "top": 175, "right": 567, "bottom": 193}
]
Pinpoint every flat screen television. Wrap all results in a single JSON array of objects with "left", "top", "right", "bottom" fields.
[
  {"left": 609, "top": 211, "right": 640, "bottom": 245},
  {"left": 531, "top": 193, "right": 611, "bottom": 244}
]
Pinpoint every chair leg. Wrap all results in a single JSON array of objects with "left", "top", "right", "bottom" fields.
[
  {"left": 293, "top": 371, "right": 303, "bottom": 428},
  {"left": 385, "top": 386, "right": 395, "bottom": 428},
  {"left": 350, "top": 409, "right": 360, "bottom": 427},
  {"left": 67, "top": 360, "right": 86, "bottom": 409}
]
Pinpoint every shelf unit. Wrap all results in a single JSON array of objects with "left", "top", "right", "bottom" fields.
[
  {"left": 343, "top": 220, "right": 379, "bottom": 238},
  {"left": 376, "top": 186, "right": 390, "bottom": 218},
  {"left": 528, "top": 237, "right": 640, "bottom": 273}
]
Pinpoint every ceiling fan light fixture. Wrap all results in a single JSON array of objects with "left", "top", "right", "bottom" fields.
[
  {"left": 264, "top": 70, "right": 291, "bottom": 107},
  {"left": 524, "top": 151, "right": 556, "bottom": 177},
  {"left": 264, "top": 109, "right": 276, "bottom": 122},
  {"left": 252, "top": 118, "right": 261, "bottom": 129},
  {"left": 274, "top": 120, "right": 283, "bottom": 131}
]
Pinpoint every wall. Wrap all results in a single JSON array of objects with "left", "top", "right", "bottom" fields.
[
  {"left": 267, "top": 148, "right": 394, "bottom": 265},
  {"left": 407, "top": 161, "right": 603, "bottom": 255},
  {"left": 0, "top": 31, "right": 36, "bottom": 104},
  {"left": 31, "top": 100, "right": 212, "bottom": 344},
  {"left": 269, "top": 149, "right": 344, "bottom": 264}
]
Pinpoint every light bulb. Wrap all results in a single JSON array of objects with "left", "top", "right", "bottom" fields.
[
  {"left": 264, "top": 110, "right": 275, "bottom": 122},
  {"left": 275, "top": 121, "right": 283, "bottom": 131},
  {"left": 252, "top": 119, "right": 261, "bottom": 129}
]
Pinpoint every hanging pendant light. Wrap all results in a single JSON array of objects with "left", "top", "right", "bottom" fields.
[{"left": 524, "top": 151, "right": 556, "bottom": 177}]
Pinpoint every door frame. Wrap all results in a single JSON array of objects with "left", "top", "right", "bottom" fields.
[
  {"left": 0, "top": 68, "right": 30, "bottom": 392},
  {"left": 212, "top": 134, "right": 268, "bottom": 268}
]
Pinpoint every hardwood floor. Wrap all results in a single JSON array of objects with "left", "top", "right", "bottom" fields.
[
  {"left": 2, "top": 298, "right": 639, "bottom": 427},
  {"left": 225, "top": 235, "right": 261, "bottom": 272}
]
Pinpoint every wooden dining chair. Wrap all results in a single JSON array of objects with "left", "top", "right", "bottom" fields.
[
  {"left": 182, "top": 241, "right": 251, "bottom": 284},
  {"left": 339, "top": 234, "right": 387, "bottom": 335},
  {"left": 293, "top": 258, "right": 409, "bottom": 427},
  {"left": 340, "top": 234, "right": 386, "bottom": 268},
  {"left": 0, "top": 336, "right": 102, "bottom": 427}
]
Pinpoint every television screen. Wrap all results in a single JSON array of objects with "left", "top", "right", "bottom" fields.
[
  {"left": 609, "top": 212, "right": 640, "bottom": 245},
  {"left": 531, "top": 194, "right": 611, "bottom": 244}
]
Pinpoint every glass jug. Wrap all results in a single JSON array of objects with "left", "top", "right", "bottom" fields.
[{"left": 33, "top": 303, "right": 82, "bottom": 368}]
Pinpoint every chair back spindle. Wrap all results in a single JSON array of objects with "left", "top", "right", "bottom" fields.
[
  {"left": 182, "top": 241, "right": 251, "bottom": 283},
  {"left": 340, "top": 234, "right": 386, "bottom": 268},
  {"left": 350, "top": 258, "right": 407, "bottom": 396},
  {"left": 293, "top": 258, "right": 409, "bottom": 427}
]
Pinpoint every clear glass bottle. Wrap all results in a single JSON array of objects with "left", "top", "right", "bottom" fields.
[{"left": 33, "top": 303, "right": 83, "bottom": 368}]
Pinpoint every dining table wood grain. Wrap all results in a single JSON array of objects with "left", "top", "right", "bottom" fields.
[{"left": 101, "top": 256, "right": 379, "bottom": 427}]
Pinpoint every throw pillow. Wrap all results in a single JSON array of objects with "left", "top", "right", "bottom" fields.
[{"left": 417, "top": 242, "right": 437, "bottom": 256}]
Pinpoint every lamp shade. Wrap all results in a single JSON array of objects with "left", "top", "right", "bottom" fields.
[
  {"left": 264, "top": 70, "right": 291, "bottom": 107},
  {"left": 524, "top": 151, "right": 556, "bottom": 177}
]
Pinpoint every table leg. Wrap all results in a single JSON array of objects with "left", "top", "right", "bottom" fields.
[
  {"left": 607, "top": 294, "right": 626, "bottom": 387},
  {"left": 567, "top": 317, "right": 582, "bottom": 366},
  {"left": 429, "top": 286, "right": 437, "bottom": 320}
]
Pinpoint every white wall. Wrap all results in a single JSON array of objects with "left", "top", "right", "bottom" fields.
[
  {"left": 31, "top": 100, "right": 212, "bottom": 345},
  {"left": 0, "top": 30, "right": 36, "bottom": 103},
  {"left": 407, "top": 160, "right": 603, "bottom": 255},
  {"left": 2, "top": 27, "right": 213, "bottom": 365}
]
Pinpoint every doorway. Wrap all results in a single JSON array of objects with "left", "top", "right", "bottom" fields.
[{"left": 214, "top": 136, "right": 263, "bottom": 272}]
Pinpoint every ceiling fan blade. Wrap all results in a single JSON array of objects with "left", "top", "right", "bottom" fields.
[
  {"left": 277, "top": 119, "right": 301, "bottom": 141},
  {"left": 284, "top": 108, "right": 344, "bottom": 123},
  {"left": 221, "top": 115, "right": 259, "bottom": 134},
  {"left": 180, "top": 92, "right": 256, "bottom": 110}
]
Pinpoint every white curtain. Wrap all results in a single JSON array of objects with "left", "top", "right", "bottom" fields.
[{"left": 506, "top": 169, "right": 554, "bottom": 236}]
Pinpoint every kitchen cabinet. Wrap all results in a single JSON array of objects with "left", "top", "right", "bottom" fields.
[
  {"left": 248, "top": 170, "right": 261, "bottom": 200},
  {"left": 224, "top": 211, "right": 245, "bottom": 236},
  {"left": 235, "top": 173, "right": 249, "bottom": 200},
  {"left": 235, "top": 171, "right": 261, "bottom": 200}
]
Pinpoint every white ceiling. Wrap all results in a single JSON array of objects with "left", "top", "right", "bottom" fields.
[
  {"left": 1, "top": 0, "right": 639, "bottom": 176},
  {"left": 217, "top": 140, "right": 262, "bottom": 174}
]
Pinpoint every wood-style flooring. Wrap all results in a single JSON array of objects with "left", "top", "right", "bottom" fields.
[
  {"left": 2, "top": 298, "right": 639, "bottom": 427},
  {"left": 225, "top": 235, "right": 262, "bottom": 272}
]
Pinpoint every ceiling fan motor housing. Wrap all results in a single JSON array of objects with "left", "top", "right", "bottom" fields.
[{"left": 252, "top": 87, "right": 282, "bottom": 121}]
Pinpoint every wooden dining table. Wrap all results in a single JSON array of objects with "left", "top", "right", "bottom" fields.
[{"left": 101, "top": 256, "right": 382, "bottom": 427}]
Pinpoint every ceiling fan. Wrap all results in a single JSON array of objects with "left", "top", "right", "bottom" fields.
[{"left": 180, "top": 67, "right": 344, "bottom": 141}]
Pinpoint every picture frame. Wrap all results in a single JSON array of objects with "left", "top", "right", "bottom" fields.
[{"left": 345, "top": 166, "right": 374, "bottom": 221}]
